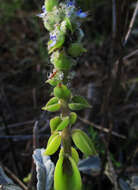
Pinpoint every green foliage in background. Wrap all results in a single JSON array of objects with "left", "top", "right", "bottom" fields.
[{"left": 0, "top": 0, "right": 23, "bottom": 23}]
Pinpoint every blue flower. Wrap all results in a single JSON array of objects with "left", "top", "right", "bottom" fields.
[
  {"left": 67, "top": 1, "right": 75, "bottom": 7},
  {"left": 50, "top": 34, "right": 56, "bottom": 41},
  {"left": 42, "top": 5, "right": 46, "bottom": 12},
  {"left": 49, "top": 35, "right": 57, "bottom": 47},
  {"left": 37, "top": 5, "right": 47, "bottom": 18},
  {"left": 76, "top": 9, "right": 87, "bottom": 18}
]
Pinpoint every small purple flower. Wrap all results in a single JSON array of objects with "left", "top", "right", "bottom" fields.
[
  {"left": 67, "top": 1, "right": 75, "bottom": 7},
  {"left": 50, "top": 35, "right": 56, "bottom": 41},
  {"left": 76, "top": 9, "right": 87, "bottom": 18},
  {"left": 49, "top": 35, "right": 57, "bottom": 47},
  {"left": 37, "top": 5, "right": 47, "bottom": 18},
  {"left": 42, "top": 5, "right": 46, "bottom": 12}
]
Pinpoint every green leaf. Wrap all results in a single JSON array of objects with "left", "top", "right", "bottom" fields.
[
  {"left": 72, "top": 129, "right": 97, "bottom": 156},
  {"left": 44, "top": 134, "right": 61, "bottom": 155},
  {"left": 66, "top": 17, "right": 73, "bottom": 32},
  {"left": 54, "top": 155, "right": 82, "bottom": 190},
  {"left": 69, "top": 96, "right": 91, "bottom": 110},
  {"left": 42, "top": 97, "right": 61, "bottom": 112},
  {"left": 50, "top": 116, "right": 62, "bottom": 132}
]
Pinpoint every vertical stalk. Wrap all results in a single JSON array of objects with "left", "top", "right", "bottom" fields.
[
  {"left": 62, "top": 126, "right": 71, "bottom": 155},
  {"left": 61, "top": 72, "right": 71, "bottom": 155}
]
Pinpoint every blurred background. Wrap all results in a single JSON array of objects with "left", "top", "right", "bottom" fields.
[{"left": 0, "top": 0, "right": 138, "bottom": 189}]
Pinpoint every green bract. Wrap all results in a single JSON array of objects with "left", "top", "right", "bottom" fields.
[
  {"left": 43, "top": 9, "right": 62, "bottom": 31},
  {"left": 59, "top": 147, "right": 79, "bottom": 164},
  {"left": 45, "top": 0, "right": 58, "bottom": 12},
  {"left": 51, "top": 51, "right": 72, "bottom": 71},
  {"left": 42, "top": 97, "right": 61, "bottom": 112},
  {"left": 56, "top": 116, "right": 70, "bottom": 131},
  {"left": 44, "top": 133, "right": 61, "bottom": 155},
  {"left": 50, "top": 116, "right": 62, "bottom": 132},
  {"left": 60, "top": 18, "right": 73, "bottom": 34},
  {"left": 54, "top": 84, "right": 71, "bottom": 100},
  {"left": 72, "top": 129, "right": 97, "bottom": 156},
  {"left": 48, "top": 32, "right": 65, "bottom": 54},
  {"left": 71, "top": 147, "right": 79, "bottom": 164},
  {"left": 54, "top": 155, "right": 82, "bottom": 190},
  {"left": 69, "top": 95, "right": 91, "bottom": 110},
  {"left": 46, "top": 78, "right": 61, "bottom": 86},
  {"left": 70, "top": 112, "right": 77, "bottom": 125}
]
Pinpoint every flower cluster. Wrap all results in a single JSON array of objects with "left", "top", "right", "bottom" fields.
[{"left": 37, "top": 1, "right": 96, "bottom": 190}]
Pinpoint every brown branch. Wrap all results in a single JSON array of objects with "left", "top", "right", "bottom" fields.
[
  {"left": 124, "top": 0, "right": 138, "bottom": 46},
  {"left": 78, "top": 116, "right": 126, "bottom": 139}
]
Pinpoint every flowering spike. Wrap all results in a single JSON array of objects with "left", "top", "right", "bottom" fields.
[{"left": 36, "top": 1, "right": 95, "bottom": 190}]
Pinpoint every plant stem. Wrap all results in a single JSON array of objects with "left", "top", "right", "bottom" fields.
[
  {"left": 62, "top": 126, "right": 71, "bottom": 155},
  {"left": 61, "top": 72, "right": 71, "bottom": 156}
]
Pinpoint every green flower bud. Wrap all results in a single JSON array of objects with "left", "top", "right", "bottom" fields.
[
  {"left": 45, "top": 0, "right": 58, "bottom": 12},
  {"left": 68, "top": 43, "right": 87, "bottom": 57},
  {"left": 54, "top": 84, "right": 71, "bottom": 100}
]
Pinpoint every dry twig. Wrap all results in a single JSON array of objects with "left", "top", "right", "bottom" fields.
[
  {"left": 78, "top": 116, "right": 126, "bottom": 139},
  {"left": 2, "top": 165, "right": 28, "bottom": 190}
]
